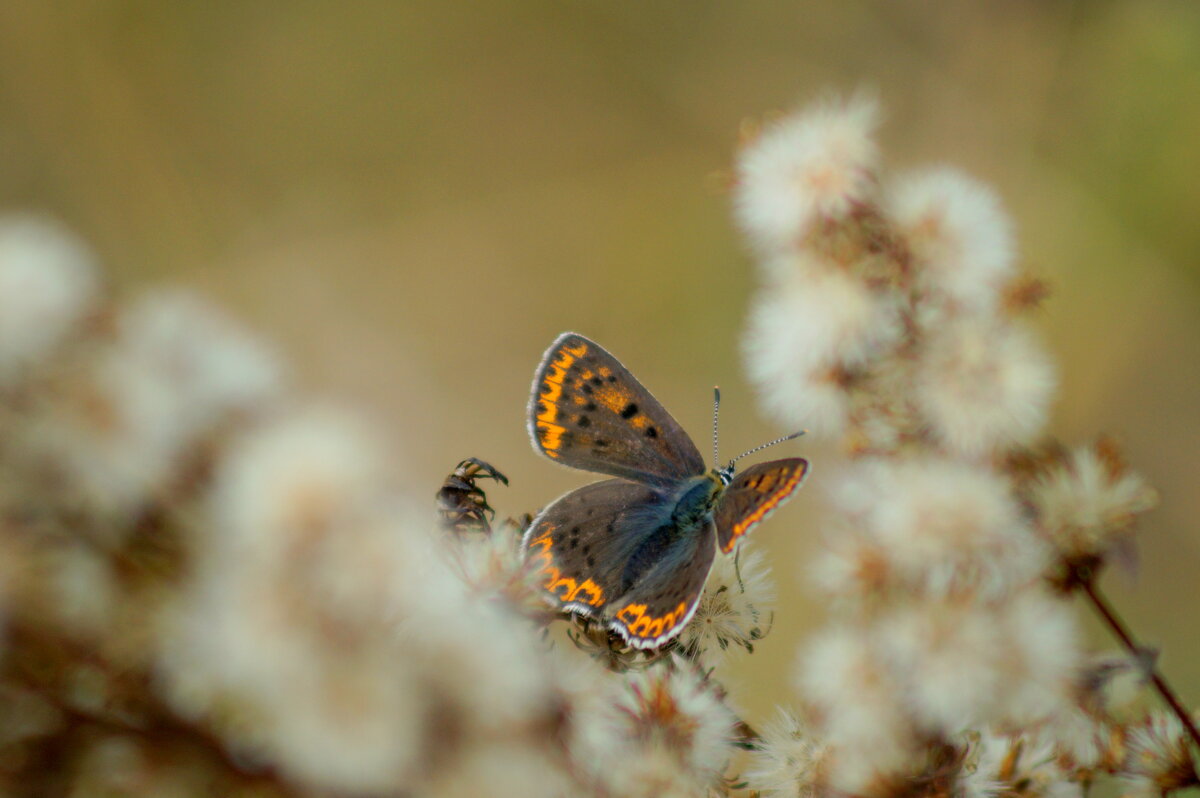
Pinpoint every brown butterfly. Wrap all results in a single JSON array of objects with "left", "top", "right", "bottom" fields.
[{"left": 522, "top": 333, "right": 808, "bottom": 649}]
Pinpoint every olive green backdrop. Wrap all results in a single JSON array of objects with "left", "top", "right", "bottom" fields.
[{"left": 2, "top": 1, "right": 1197, "bottom": 728}]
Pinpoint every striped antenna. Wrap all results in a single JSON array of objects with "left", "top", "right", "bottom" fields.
[
  {"left": 730, "top": 429, "right": 806, "bottom": 464},
  {"left": 711, "top": 386, "right": 722, "bottom": 469}
]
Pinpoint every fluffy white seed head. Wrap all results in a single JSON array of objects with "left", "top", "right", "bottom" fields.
[
  {"left": 7, "top": 290, "right": 282, "bottom": 524},
  {"left": 915, "top": 319, "right": 1055, "bottom": 456},
  {"left": 876, "top": 601, "right": 1010, "bottom": 733},
  {"left": 676, "top": 546, "right": 775, "bottom": 670},
  {"left": 819, "top": 457, "right": 1048, "bottom": 602},
  {"left": 615, "top": 657, "right": 737, "bottom": 780},
  {"left": 744, "top": 262, "right": 902, "bottom": 438},
  {"left": 889, "top": 168, "right": 1016, "bottom": 316},
  {"left": 0, "top": 214, "right": 98, "bottom": 383},
  {"left": 747, "top": 259, "right": 903, "bottom": 369},
  {"left": 799, "top": 624, "right": 919, "bottom": 792},
  {"left": 1030, "top": 445, "right": 1158, "bottom": 563},
  {"left": 742, "top": 708, "right": 829, "bottom": 797},
  {"left": 962, "top": 730, "right": 1083, "bottom": 798},
  {"left": 1119, "top": 710, "right": 1200, "bottom": 797},
  {"left": 735, "top": 94, "right": 881, "bottom": 255},
  {"left": 118, "top": 290, "right": 283, "bottom": 439},
  {"left": 992, "top": 588, "right": 1082, "bottom": 726},
  {"left": 161, "top": 408, "right": 557, "bottom": 793}
]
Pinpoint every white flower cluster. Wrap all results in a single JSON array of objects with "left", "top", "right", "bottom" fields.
[
  {"left": 739, "top": 96, "right": 1053, "bottom": 453},
  {"left": 0, "top": 214, "right": 745, "bottom": 797},
  {"left": 0, "top": 90, "right": 1185, "bottom": 795},
  {"left": 732, "top": 96, "right": 1176, "bottom": 797}
]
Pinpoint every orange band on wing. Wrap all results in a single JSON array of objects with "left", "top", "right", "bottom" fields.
[
  {"left": 722, "top": 466, "right": 808, "bottom": 553},
  {"left": 535, "top": 341, "right": 588, "bottom": 457},
  {"left": 615, "top": 601, "right": 689, "bottom": 642},
  {"left": 525, "top": 522, "right": 605, "bottom": 608}
]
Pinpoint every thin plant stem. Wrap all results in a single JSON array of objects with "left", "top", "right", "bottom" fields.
[{"left": 1080, "top": 579, "right": 1200, "bottom": 752}]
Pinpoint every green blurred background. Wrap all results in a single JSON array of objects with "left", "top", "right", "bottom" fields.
[{"left": 1, "top": 1, "right": 1197, "bottom": 728}]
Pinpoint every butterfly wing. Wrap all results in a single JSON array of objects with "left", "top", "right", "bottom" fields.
[
  {"left": 714, "top": 458, "right": 809, "bottom": 553},
  {"left": 523, "top": 478, "right": 664, "bottom": 617},
  {"left": 528, "top": 332, "right": 705, "bottom": 487},
  {"left": 606, "top": 520, "right": 715, "bottom": 649},
  {"left": 522, "top": 477, "right": 716, "bottom": 649}
]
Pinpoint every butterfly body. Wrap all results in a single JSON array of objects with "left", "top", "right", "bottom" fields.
[{"left": 523, "top": 332, "right": 808, "bottom": 649}]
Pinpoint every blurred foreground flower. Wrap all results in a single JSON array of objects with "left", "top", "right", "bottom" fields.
[
  {"left": 733, "top": 94, "right": 1186, "bottom": 797},
  {"left": 0, "top": 87, "right": 1190, "bottom": 798},
  {"left": 0, "top": 213, "right": 748, "bottom": 797}
]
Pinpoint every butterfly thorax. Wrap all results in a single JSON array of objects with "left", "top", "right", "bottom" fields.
[{"left": 667, "top": 471, "right": 726, "bottom": 532}]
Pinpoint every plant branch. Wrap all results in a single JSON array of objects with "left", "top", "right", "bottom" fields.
[{"left": 1080, "top": 579, "right": 1200, "bottom": 753}]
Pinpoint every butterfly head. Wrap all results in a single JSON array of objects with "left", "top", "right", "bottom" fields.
[{"left": 711, "top": 386, "right": 805, "bottom": 481}]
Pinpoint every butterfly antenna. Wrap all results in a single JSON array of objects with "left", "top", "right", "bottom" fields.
[
  {"left": 731, "top": 429, "right": 806, "bottom": 464},
  {"left": 712, "top": 386, "right": 722, "bottom": 469}
]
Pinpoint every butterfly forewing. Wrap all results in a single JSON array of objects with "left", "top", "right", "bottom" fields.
[
  {"left": 528, "top": 332, "right": 705, "bottom": 487},
  {"left": 714, "top": 458, "right": 809, "bottom": 553}
]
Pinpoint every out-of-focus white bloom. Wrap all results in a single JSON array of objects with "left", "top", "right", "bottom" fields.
[
  {"left": 747, "top": 260, "right": 903, "bottom": 368},
  {"left": 43, "top": 541, "right": 119, "bottom": 641},
  {"left": 961, "top": 730, "right": 1082, "bottom": 798},
  {"left": 570, "top": 657, "right": 734, "bottom": 796},
  {"left": 0, "top": 215, "right": 98, "bottom": 383},
  {"left": 742, "top": 708, "right": 828, "bottom": 797},
  {"left": 64, "top": 734, "right": 218, "bottom": 798},
  {"left": 160, "top": 408, "right": 557, "bottom": 793},
  {"left": 744, "top": 347, "right": 850, "bottom": 437},
  {"left": 677, "top": 547, "right": 774, "bottom": 669},
  {"left": 448, "top": 523, "right": 547, "bottom": 617},
  {"left": 1119, "top": 710, "right": 1199, "bottom": 797},
  {"left": 743, "top": 267, "right": 890, "bottom": 437},
  {"left": 915, "top": 319, "right": 1055, "bottom": 456},
  {"left": 119, "top": 290, "right": 283, "bottom": 439},
  {"left": 876, "top": 594, "right": 1077, "bottom": 735},
  {"left": 209, "top": 406, "right": 385, "bottom": 565},
  {"left": 1029, "top": 445, "right": 1158, "bottom": 563},
  {"left": 876, "top": 601, "right": 1009, "bottom": 733},
  {"left": 993, "top": 588, "right": 1081, "bottom": 725},
  {"left": 616, "top": 657, "right": 737, "bottom": 778},
  {"left": 11, "top": 290, "right": 282, "bottom": 523},
  {"left": 161, "top": 410, "right": 424, "bottom": 792},
  {"left": 735, "top": 94, "right": 880, "bottom": 255},
  {"left": 818, "top": 457, "right": 1047, "bottom": 601},
  {"left": 889, "top": 168, "right": 1015, "bottom": 315},
  {"left": 1046, "top": 705, "right": 1114, "bottom": 772},
  {"left": 799, "top": 624, "right": 918, "bottom": 792}
]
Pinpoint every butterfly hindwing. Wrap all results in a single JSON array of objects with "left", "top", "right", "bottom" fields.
[
  {"left": 522, "top": 476, "right": 717, "bottom": 649},
  {"left": 528, "top": 332, "right": 705, "bottom": 487},
  {"left": 523, "top": 478, "right": 666, "bottom": 616},
  {"left": 714, "top": 458, "right": 809, "bottom": 553},
  {"left": 607, "top": 520, "right": 716, "bottom": 649}
]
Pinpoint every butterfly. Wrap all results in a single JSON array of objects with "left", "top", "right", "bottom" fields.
[{"left": 521, "top": 332, "right": 809, "bottom": 649}]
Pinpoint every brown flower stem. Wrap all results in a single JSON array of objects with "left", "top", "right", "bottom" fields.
[
  {"left": 1080, "top": 579, "right": 1200, "bottom": 752},
  {"left": 733, "top": 717, "right": 762, "bottom": 750}
]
